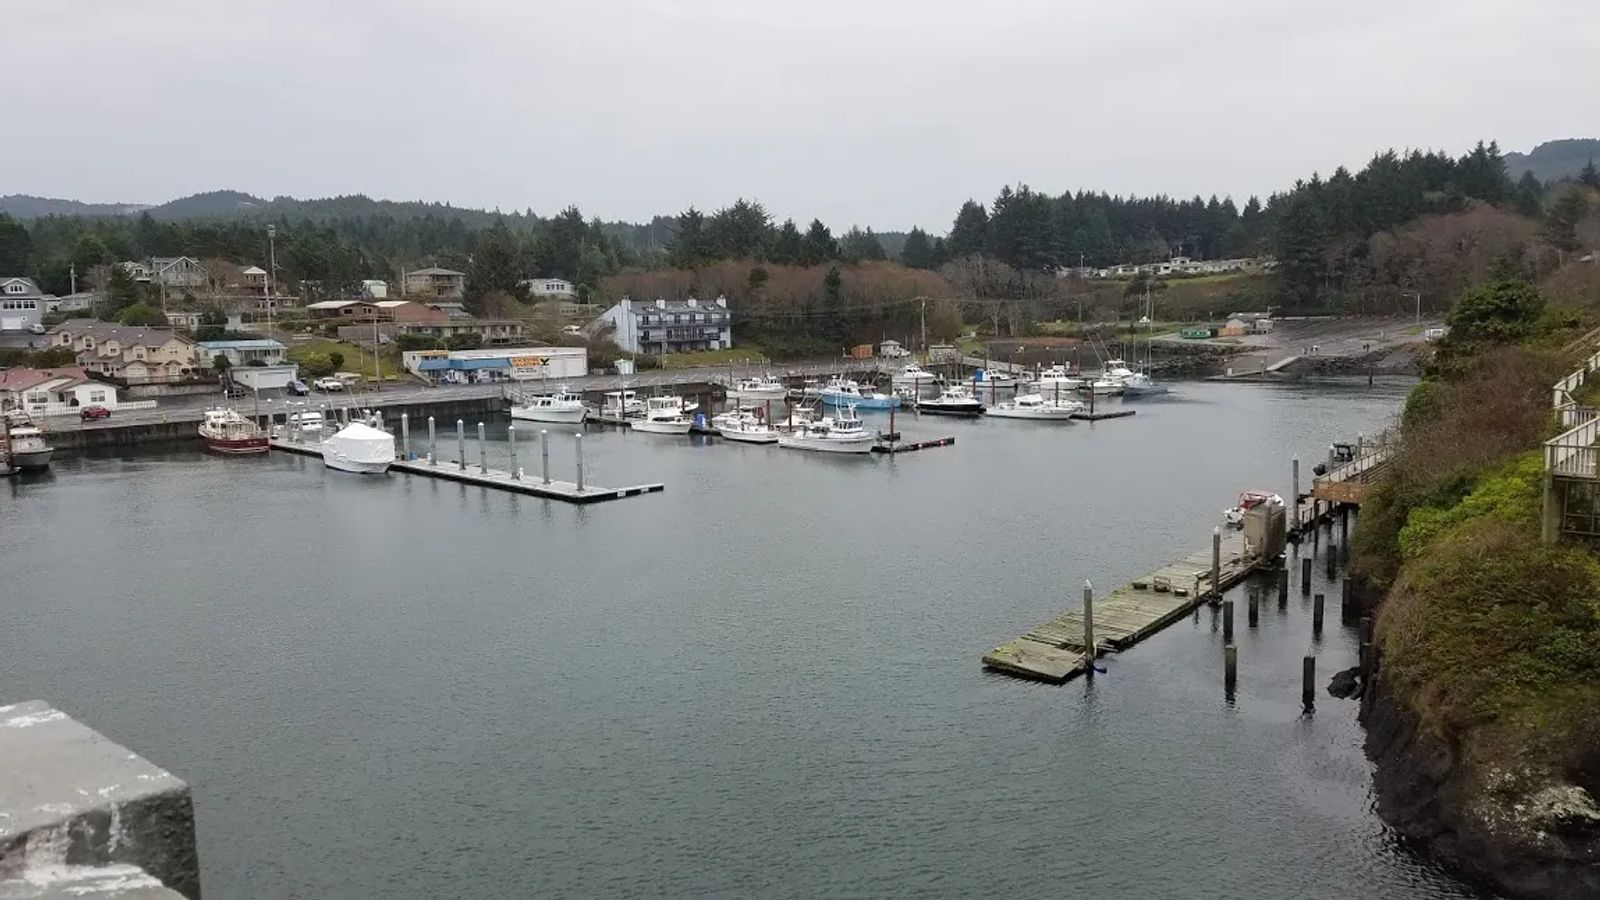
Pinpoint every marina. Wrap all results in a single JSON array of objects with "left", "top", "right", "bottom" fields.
[{"left": 2, "top": 379, "right": 1455, "bottom": 900}]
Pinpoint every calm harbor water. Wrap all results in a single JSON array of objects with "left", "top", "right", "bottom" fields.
[{"left": 1, "top": 379, "right": 1488, "bottom": 899}]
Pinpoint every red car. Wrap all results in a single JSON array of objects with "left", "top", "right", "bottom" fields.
[{"left": 80, "top": 405, "right": 112, "bottom": 420}]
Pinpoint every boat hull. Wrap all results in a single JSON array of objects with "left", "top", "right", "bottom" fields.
[
  {"left": 916, "top": 402, "right": 985, "bottom": 417},
  {"left": 631, "top": 419, "right": 692, "bottom": 434},
  {"left": 987, "top": 408, "right": 1077, "bottom": 420},
  {"left": 322, "top": 456, "right": 391, "bottom": 474},
  {"left": 821, "top": 394, "right": 900, "bottom": 410},
  {"left": 726, "top": 388, "right": 788, "bottom": 402},
  {"left": 719, "top": 428, "right": 779, "bottom": 444},
  {"left": 11, "top": 448, "right": 52, "bottom": 468},
  {"left": 778, "top": 436, "right": 874, "bottom": 454},
  {"left": 510, "top": 406, "right": 587, "bottom": 424},
  {"left": 204, "top": 437, "right": 269, "bottom": 455}
]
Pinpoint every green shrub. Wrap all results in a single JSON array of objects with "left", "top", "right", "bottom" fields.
[
  {"left": 1397, "top": 452, "right": 1542, "bottom": 559},
  {"left": 298, "top": 352, "right": 334, "bottom": 378}
]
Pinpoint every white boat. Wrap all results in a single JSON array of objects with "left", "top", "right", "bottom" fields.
[
  {"left": 1031, "top": 365, "right": 1083, "bottom": 394},
  {"left": 321, "top": 420, "right": 395, "bottom": 474},
  {"left": 631, "top": 396, "right": 693, "bottom": 434},
  {"left": 916, "top": 385, "right": 985, "bottom": 417},
  {"left": 6, "top": 421, "right": 53, "bottom": 469},
  {"left": 602, "top": 390, "right": 645, "bottom": 418},
  {"left": 1079, "top": 377, "right": 1124, "bottom": 396},
  {"left": 778, "top": 404, "right": 876, "bottom": 454},
  {"left": 774, "top": 405, "right": 821, "bottom": 432},
  {"left": 1102, "top": 358, "right": 1137, "bottom": 381},
  {"left": 510, "top": 388, "right": 587, "bottom": 423},
  {"left": 819, "top": 377, "right": 900, "bottom": 409},
  {"left": 1224, "top": 491, "right": 1284, "bottom": 527},
  {"left": 889, "top": 362, "right": 939, "bottom": 390},
  {"left": 199, "top": 408, "right": 269, "bottom": 455},
  {"left": 798, "top": 379, "right": 825, "bottom": 399},
  {"left": 715, "top": 408, "right": 779, "bottom": 444},
  {"left": 287, "top": 409, "right": 328, "bottom": 435},
  {"left": 726, "top": 374, "right": 788, "bottom": 402},
  {"left": 986, "top": 392, "right": 1082, "bottom": 420},
  {"left": 1119, "top": 371, "right": 1170, "bottom": 396}
]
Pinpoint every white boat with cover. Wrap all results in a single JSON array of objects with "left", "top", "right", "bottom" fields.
[
  {"left": 321, "top": 420, "right": 395, "bottom": 474},
  {"left": 889, "top": 362, "right": 938, "bottom": 390},
  {"left": 1030, "top": 364, "right": 1083, "bottom": 394},
  {"left": 714, "top": 408, "right": 779, "bottom": 444},
  {"left": 510, "top": 387, "right": 588, "bottom": 423},
  {"left": 986, "top": 393, "right": 1082, "bottom": 420},
  {"left": 727, "top": 374, "right": 788, "bottom": 402},
  {"left": 778, "top": 404, "right": 875, "bottom": 454},
  {"left": 631, "top": 396, "right": 693, "bottom": 434}
]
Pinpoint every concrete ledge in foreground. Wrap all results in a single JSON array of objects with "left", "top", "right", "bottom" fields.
[{"left": 0, "top": 701, "right": 197, "bottom": 899}]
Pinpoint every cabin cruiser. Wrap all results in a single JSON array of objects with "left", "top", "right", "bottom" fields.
[
  {"left": 602, "top": 390, "right": 646, "bottom": 418},
  {"left": 321, "top": 417, "right": 395, "bottom": 474},
  {"left": 819, "top": 377, "right": 900, "bottom": 410},
  {"left": 631, "top": 396, "right": 693, "bottom": 434},
  {"left": 986, "top": 393, "right": 1082, "bottom": 420},
  {"left": 198, "top": 408, "right": 268, "bottom": 455},
  {"left": 778, "top": 404, "right": 876, "bottom": 454},
  {"left": 1030, "top": 364, "right": 1083, "bottom": 396},
  {"left": 510, "top": 387, "right": 588, "bottom": 423},
  {"left": 4, "top": 415, "right": 54, "bottom": 469},
  {"left": 726, "top": 374, "right": 788, "bottom": 402},
  {"left": 287, "top": 408, "right": 328, "bottom": 435},
  {"left": 713, "top": 407, "right": 779, "bottom": 444},
  {"left": 889, "top": 362, "right": 939, "bottom": 390},
  {"left": 916, "top": 385, "right": 985, "bottom": 417},
  {"left": 1078, "top": 377, "right": 1124, "bottom": 396},
  {"left": 1223, "top": 491, "right": 1284, "bottom": 527},
  {"left": 1101, "top": 358, "right": 1136, "bottom": 381},
  {"left": 1119, "top": 371, "right": 1169, "bottom": 396}
]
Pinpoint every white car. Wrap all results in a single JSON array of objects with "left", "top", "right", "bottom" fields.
[{"left": 313, "top": 377, "right": 345, "bottom": 392}]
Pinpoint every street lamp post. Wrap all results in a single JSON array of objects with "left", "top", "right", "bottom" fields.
[{"left": 1401, "top": 290, "right": 1421, "bottom": 326}]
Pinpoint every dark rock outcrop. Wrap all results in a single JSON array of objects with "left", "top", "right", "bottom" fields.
[
  {"left": 1327, "top": 666, "right": 1361, "bottom": 699},
  {"left": 1363, "top": 680, "right": 1600, "bottom": 900}
]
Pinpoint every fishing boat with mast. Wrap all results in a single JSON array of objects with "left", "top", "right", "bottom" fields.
[
  {"left": 509, "top": 386, "right": 588, "bottom": 423},
  {"left": 819, "top": 376, "right": 900, "bottom": 410},
  {"left": 713, "top": 406, "right": 779, "bottom": 444},
  {"left": 726, "top": 374, "right": 788, "bottom": 402},
  {"left": 986, "top": 392, "right": 1082, "bottom": 420},
  {"left": 777, "top": 403, "right": 875, "bottom": 454},
  {"left": 631, "top": 396, "right": 693, "bottom": 434},
  {"left": 199, "top": 407, "right": 269, "bottom": 455}
]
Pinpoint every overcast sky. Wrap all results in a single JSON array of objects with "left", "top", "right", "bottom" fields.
[{"left": 9, "top": 0, "right": 1596, "bottom": 231}]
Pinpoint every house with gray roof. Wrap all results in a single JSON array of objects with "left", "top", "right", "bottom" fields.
[
  {"left": 0, "top": 277, "right": 46, "bottom": 332},
  {"left": 592, "top": 296, "right": 731, "bottom": 355}
]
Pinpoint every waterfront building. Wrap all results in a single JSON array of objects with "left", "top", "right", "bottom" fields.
[
  {"left": 593, "top": 296, "right": 731, "bottom": 355},
  {"left": 0, "top": 366, "right": 119, "bottom": 413},
  {"left": 401, "top": 346, "right": 588, "bottom": 384}
]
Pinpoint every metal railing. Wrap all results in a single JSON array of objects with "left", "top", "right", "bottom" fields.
[
  {"left": 1546, "top": 415, "right": 1600, "bottom": 480},
  {"left": 1552, "top": 348, "right": 1600, "bottom": 408}
]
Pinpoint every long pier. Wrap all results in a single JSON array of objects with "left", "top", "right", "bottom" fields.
[
  {"left": 269, "top": 434, "right": 663, "bottom": 504},
  {"left": 983, "top": 530, "right": 1263, "bottom": 683}
]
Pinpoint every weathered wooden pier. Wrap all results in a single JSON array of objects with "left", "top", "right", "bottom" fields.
[
  {"left": 983, "top": 528, "right": 1270, "bottom": 683},
  {"left": 271, "top": 417, "right": 663, "bottom": 504}
]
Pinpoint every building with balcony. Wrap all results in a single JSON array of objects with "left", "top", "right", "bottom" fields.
[
  {"left": 594, "top": 296, "right": 731, "bottom": 355},
  {"left": 403, "top": 267, "right": 467, "bottom": 300}
]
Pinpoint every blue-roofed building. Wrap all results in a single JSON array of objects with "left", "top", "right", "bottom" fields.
[
  {"left": 199, "top": 339, "right": 298, "bottom": 391},
  {"left": 401, "top": 346, "right": 588, "bottom": 385}
]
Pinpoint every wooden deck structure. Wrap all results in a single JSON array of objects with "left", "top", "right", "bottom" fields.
[
  {"left": 269, "top": 437, "right": 664, "bottom": 504},
  {"left": 983, "top": 530, "right": 1262, "bottom": 683}
]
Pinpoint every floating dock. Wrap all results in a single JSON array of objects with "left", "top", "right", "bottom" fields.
[
  {"left": 983, "top": 530, "right": 1262, "bottom": 683},
  {"left": 1072, "top": 408, "right": 1136, "bottom": 421},
  {"left": 269, "top": 437, "right": 664, "bottom": 504},
  {"left": 873, "top": 435, "right": 955, "bottom": 454}
]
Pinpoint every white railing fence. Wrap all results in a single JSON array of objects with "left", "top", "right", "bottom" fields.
[{"left": 30, "top": 400, "right": 158, "bottom": 418}]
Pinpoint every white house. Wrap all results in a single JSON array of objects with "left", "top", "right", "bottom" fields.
[
  {"left": 0, "top": 277, "right": 46, "bottom": 332},
  {"left": 360, "top": 279, "right": 389, "bottom": 299},
  {"left": 592, "top": 296, "right": 731, "bottom": 355},
  {"left": 0, "top": 366, "right": 119, "bottom": 413},
  {"left": 524, "top": 278, "right": 576, "bottom": 298}
]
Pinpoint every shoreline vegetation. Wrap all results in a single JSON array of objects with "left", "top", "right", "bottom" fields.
[{"left": 1351, "top": 277, "right": 1600, "bottom": 899}]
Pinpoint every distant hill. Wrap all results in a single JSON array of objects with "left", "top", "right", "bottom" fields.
[
  {"left": 0, "top": 194, "right": 151, "bottom": 218},
  {"left": 1504, "top": 139, "right": 1600, "bottom": 183}
]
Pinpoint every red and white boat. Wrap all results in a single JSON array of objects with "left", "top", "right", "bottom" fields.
[{"left": 199, "top": 408, "right": 269, "bottom": 455}]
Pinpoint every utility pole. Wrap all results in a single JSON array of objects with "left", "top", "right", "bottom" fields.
[
  {"left": 69, "top": 264, "right": 76, "bottom": 295},
  {"left": 1401, "top": 290, "right": 1420, "bottom": 326},
  {"left": 266, "top": 224, "right": 278, "bottom": 342},
  {"left": 920, "top": 297, "right": 927, "bottom": 359}
]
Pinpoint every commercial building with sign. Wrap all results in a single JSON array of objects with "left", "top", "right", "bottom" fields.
[{"left": 401, "top": 346, "right": 588, "bottom": 385}]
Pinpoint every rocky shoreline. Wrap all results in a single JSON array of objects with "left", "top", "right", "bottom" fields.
[{"left": 1347, "top": 580, "right": 1600, "bottom": 899}]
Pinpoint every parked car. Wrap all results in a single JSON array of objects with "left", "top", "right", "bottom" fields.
[
  {"left": 313, "top": 377, "right": 345, "bottom": 392},
  {"left": 562, "top": 324, "right": 584, "bottom": 336},
  {"left": 27, "top": 323, "right": 46, "bottom": 334},
  {"left": 1423, "top": 326, "right": 1448, "bottom": 342},
  {"left": 79, "top": 405, "right": 112, "bottom": 420},
  {"left": 287, "top": 379, "right": 310, "bottom": 396}
]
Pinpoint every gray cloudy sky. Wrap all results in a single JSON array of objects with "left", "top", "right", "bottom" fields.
[{"left": 9, "top": 0, "right": 1595, "bottom": 230}]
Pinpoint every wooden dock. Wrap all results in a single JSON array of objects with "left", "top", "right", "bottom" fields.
[
  {"left": 872, "top": 435, "right": 955, "bottom": 454},
  {"left": 1072, "top": 408, "right": 1136, "bottom": 421},
  {"left": 269, "top": 438, "right": 664, "bottom": 504},
  {"left": 983, "top": 530, "right": 1261, "bottom": 683}
]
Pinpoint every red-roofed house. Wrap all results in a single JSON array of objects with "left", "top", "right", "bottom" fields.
[{"left": 0, "top": 366, "right": 119, "bottom": 413}]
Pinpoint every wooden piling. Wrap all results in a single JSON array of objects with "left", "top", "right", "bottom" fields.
[
  {"left": 1313, "top": 593, "right": 1325, "bottom": 637},
  {"left": 1082, "top": 581, "right": 1095, "bottom": 679},
  {"left": 1302, "top": 655, "right": 1316, "bottom": 710},
  {"left": 1224, "top": 643, "right": 1238, "bottom": 696},
  {"left": 1211, "top": 527, "right": 1222, "bottom": 600},
  {"left": 540, "top": 429, "right": 550, "bottom": 485},
  {"left": 574, "top": 433, "right": 585, "bottom": 493},
  {"left": 1291, "top": 456, "right": 1300, "bottom": 530},
  {"left": 1301, "top": 557, "right": 1312, "bottom": 595},
  {"left": 1326, "top": 544, "right": 1337, "bottom": 579},
  {"left": 1222, "top": 600, "right": 1235, "bottom": 643},
  {"left": 1248, "top": 593, "right": 1259, "bottom": 627},
  {"left": 1277, "top": 568, "right": 1289, "bottom": 610}
]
